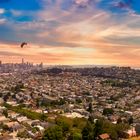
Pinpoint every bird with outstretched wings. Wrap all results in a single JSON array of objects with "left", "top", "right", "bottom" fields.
[{"left": 20, "top": 42, "right": 27, "bottom": 48}]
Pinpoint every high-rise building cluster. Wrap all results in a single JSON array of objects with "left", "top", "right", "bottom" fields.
[{"left": 0, "top": 58, "right": 43, "bottom": 73}]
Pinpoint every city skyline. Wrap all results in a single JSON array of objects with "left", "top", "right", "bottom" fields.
[{"left": 0, "top": 0, "right": 140, "bottom": 67}]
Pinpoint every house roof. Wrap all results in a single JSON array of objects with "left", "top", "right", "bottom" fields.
[
  {"left": 0, "top": 135, "right": 13, "bottom": 140},
  {"left": 99, "top": 133, "right": 110, "bottom": 139}
]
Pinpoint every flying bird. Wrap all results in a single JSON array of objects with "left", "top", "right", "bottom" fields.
[{"left": 20, "top": 42, "right": 27, "bottom": 48}]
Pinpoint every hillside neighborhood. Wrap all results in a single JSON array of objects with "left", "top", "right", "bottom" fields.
[{"left": 0, "top": 62, "right": 140, "bottom": 140}]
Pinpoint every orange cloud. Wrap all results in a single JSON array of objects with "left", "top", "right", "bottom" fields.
[{"left": 0, "top": 40, "right": 140, "bottom": 68}]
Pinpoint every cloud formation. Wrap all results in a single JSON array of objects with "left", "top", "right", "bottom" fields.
[
  {"left": 0, "top": 0, "right": 140, "bottom": 67},
  {"left": 0, "top": 8, "right": 5, "bottom": 14}
]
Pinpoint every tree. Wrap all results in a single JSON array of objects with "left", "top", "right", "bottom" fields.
[
  {"left": 17, "top": 130, "right": 28, "bottom": 138},
  {"left": 82, "top": 117, "right": 122, "bottom": 140},
  {"left": 128, "top": 116, "right": 133, "bottom": 125},
  {"left": 3, "top": 94, "right": 9, "bottom": 102},
  {"left": 82, "top": 121, "right": 95, "bottom": 140},
  {"left": 117, "top": 117, "right": 122, "bottom": 124},
  {"left": 94, "top": 119, "right": 103, "bottom": 139},
  {"left": 55, "top": 116, "right": 73, "bottom": 135},
  {"left": 40, "top": 113, "right": 47, "bottom": 121},
  {"left": 3, "top": 109, "right": 8, "bottom": 118},
  {"left": 36, "top": 98, "right": 41, "bottom": 108},
  {"left": 3, "top": 124, "right": 9, "bottom": 131},
  {"left": 115, "top": 123, "right": 130, "bottom": 138},
  {"left": 103, "top": 108, "right": 114, "bottom": 116},
  {"left": 76, "top": 98, "right": 82, "bottom": 104},
  {"left": 68, "top": 132, "right": 82, "bottom": 140},
  {"left": 73, "top": 118, "right": 86, "bottom": 130},
  {"left": 42, "top": 125, "right": 64, "bottom": 140},
  {"left": 88, "top": 115, "right": 95, "bottom": 124},
  {"left": 87, "top": 102, "right": 93, "bottom": 113}
]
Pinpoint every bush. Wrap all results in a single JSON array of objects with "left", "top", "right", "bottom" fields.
[
  {"left": 103, "top": 108, "right": 114, "bottom": 115},
  {"left": 42, "top": 125, "right": 64, "bottom": 140}
]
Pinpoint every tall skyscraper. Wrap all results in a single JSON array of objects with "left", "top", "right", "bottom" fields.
[{"left": 22, "top": 58, "right": 24, "bottom": 64}]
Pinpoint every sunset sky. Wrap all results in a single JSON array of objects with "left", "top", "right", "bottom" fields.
[{"left": 0, "top": 0, "right": 140, "bottom": 67}]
